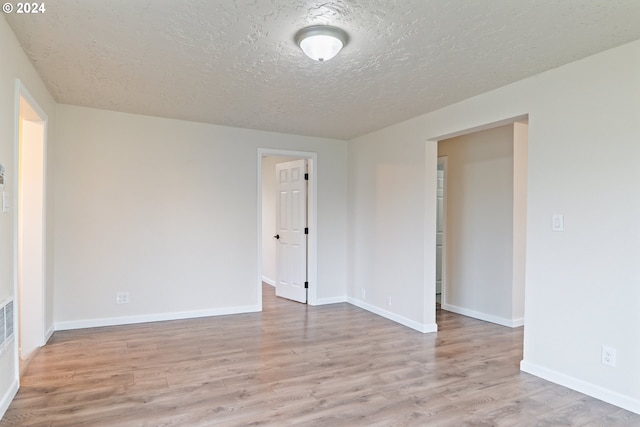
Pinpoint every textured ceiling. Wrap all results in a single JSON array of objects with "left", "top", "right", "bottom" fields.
[{"left": 5, "top": 1, "right": 640, "bottom": 140}]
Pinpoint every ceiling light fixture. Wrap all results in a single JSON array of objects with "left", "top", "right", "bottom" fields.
[{"left": 295, "top": 25, "right": 348, "bottom": 62}]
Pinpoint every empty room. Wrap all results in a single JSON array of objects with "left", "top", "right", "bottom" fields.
[{"left": 0, "top": 1, "right": 639, "bottom": 425}]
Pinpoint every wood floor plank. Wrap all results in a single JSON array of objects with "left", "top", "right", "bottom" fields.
[{"left": 1, "top": 284, "right": 637, "bottom": 426}]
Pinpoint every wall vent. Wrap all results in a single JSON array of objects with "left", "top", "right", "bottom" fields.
[{"left": 0, "top": 298, "right": 14, "bottom": 355}]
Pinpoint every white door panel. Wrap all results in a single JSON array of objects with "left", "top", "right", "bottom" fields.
[
  {"left": 436, "top": 167, "right": 445, "bottom": 296},
  {"left": 275, "top": 159, "right": 308, "bottom": 303}
]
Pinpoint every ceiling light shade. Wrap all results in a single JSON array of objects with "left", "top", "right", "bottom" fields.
[{"left": 295, "top": 25, "right": 348, "bottom": 62}]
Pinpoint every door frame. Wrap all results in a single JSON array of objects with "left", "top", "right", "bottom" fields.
[
  {"left": 425, "top": 114, "right": 528, "bottom": 330},
  {"left": 13, "top": 80, "right": 48, "bottom": 369},
  {"left": 257, "top": 148, "right": 318, "bottom": 307},
  {"left": 436, "top": 156, "right": 448, "bottom": 307}
]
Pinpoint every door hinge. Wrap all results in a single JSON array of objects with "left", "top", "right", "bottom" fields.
[
  {"left": 304, "top": 173, "right": 309, "bottom": 180},
  {"left": 304, "top": 281, "right": 309, "bottom": 289},
  {"left": 304, "top": 227, "right": 309, "bottom": 235}
]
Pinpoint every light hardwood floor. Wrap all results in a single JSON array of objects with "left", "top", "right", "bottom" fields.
[{"left": 2, "top": 284, "right": 638, "bottom": 426}]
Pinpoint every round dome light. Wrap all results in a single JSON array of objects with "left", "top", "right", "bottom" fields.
[{"left": 295, "top": 25, "right": 348, "bottom": 62}]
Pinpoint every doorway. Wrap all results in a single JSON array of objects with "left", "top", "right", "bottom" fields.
[
  {"left": 15, "top": 83, "right": 47, "bottom": 368},
  {"left": 430, "top": 117, "right": 528, "bottom": 329},
  {"left": 257, "top": 149, "right": 318, "bottom": 307}
]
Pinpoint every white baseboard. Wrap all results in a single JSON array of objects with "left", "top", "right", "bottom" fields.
[
  {"left": 45, "top": 323, "right": 54, "bottom": 342},
  {"left": 54, "top": 305, "right": 261, "bottom": 331},
  {"left": 261, "top": 276, "right": 275, "bottom": 286},
  {"left": 0, "top": 377, "right": 18, "bottom": 421},
  {"left": 312, "top": 296, "right": 347, "bottom": 306},
  {"left": 347, "top": 297, "right": 437, "bottom": 334},
  {"left": 511, "top": 316, "right": 525, "bottom": 327},
  {"left": 442, "top": 303, "right": 523, "bottom": 328},
  {"left": 520, "top": 360, "right": 640, "bottom": 415}
]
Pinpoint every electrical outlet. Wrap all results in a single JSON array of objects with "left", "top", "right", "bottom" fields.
[
  {"left": 602, "top": 345, "right": 616, "bottom": 368},
  {"left": 116, "top": 292, "right": 129, "bottom": 304}
]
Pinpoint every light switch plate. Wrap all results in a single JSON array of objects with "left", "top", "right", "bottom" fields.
[{"left": 552, "top": 214, "right": 564, "bottom": 232}]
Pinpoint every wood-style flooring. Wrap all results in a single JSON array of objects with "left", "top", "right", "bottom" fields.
[{"left": 1, "top": 284, "right": 638, "bottom": 426}]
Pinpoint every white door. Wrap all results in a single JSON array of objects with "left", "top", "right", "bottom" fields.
[
  {"left": 275, "top": 159, "right": 308, "bottom": 303},
  {"left": 436, "top": 159, "right": 445, "bottom": 303}
]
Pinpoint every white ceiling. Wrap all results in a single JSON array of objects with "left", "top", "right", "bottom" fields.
[{"left": 5, "top": 1, "right": 640, "bottom": 140}]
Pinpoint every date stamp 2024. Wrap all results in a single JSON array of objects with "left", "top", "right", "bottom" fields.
[{"left": 3, "top": 2, "right": 46, "bottom": 14}]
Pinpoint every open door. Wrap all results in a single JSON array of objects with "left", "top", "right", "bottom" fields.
[
  {"left": 275, "top": 159, "right": 308, "bottom": 303},
  {"left": 436, "top": 157, "right": 446, "bottom": 305}
]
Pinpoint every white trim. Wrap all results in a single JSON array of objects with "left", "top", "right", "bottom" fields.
[
  {"left": 520, "top": 360, "right": 640, "bottom": 415},
  {"left": 427, "top": 114, "right": 529, "bottom": 142},
  {"left": 511, "top": 317, "right": 524, "bottom": 327},
  {"left": 257, "top": 148, "right": 318, "bottom": 306},
  {"left": 437, "top": 156, "right": 448, "bottom": 308},
  {"left": 423, "top": 140, "right": 439, "bottom": 331},
  {"left": 312, "top": 296, "right": 347, "bottom": 306},
  {"left": 54, "top": 305, "right": 261, "bottom": 331},
  {"left": 348, "top": 297, "right": 438, "bottom": 334},
  {"left": 442, "top": 303, "right": 523, "bottom": 328},
  {"left": 11, "top": 82, "right": 20, "bottom": 397},
  {"left": 12, "top": 80, "right": 49, "bottom": 398},
  {"left": 45, "top": 324, "right": 54, "bottom": 342},
  {"left": 261, "top": 277, "right": 275, "bottom": 286},
  {"left": 0, "top": 377, "right": 18, "bottom": 420},
  {"left": 425, "top": 115, "right": 530, "bottom": 334}
]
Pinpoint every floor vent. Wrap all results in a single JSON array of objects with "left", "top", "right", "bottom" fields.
[{"left": 0, "top": 298, "right": 14, "bottom": 355}]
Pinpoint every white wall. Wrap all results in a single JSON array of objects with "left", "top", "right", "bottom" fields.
[
  {"left": 348, "top": 39, "right": 640, "bottom": 413},
  {"left": 0, "top": 16, "right": 56, "bottom": 418},
  {"left": 261, "top": 156, "right": 292, "bottom": 285},
  {"left": 54, "top": 105, "right": 347, "bottom": 329},
  {"left": 438, "top": 124, "right": 519, "bottom": 326},
  {"left": 347, "top": 130, "right": 433, "bottom": 332}
]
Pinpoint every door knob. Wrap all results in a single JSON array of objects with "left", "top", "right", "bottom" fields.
[{"left": 273, "top": 234, "right": 280, "bottom": 239}]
